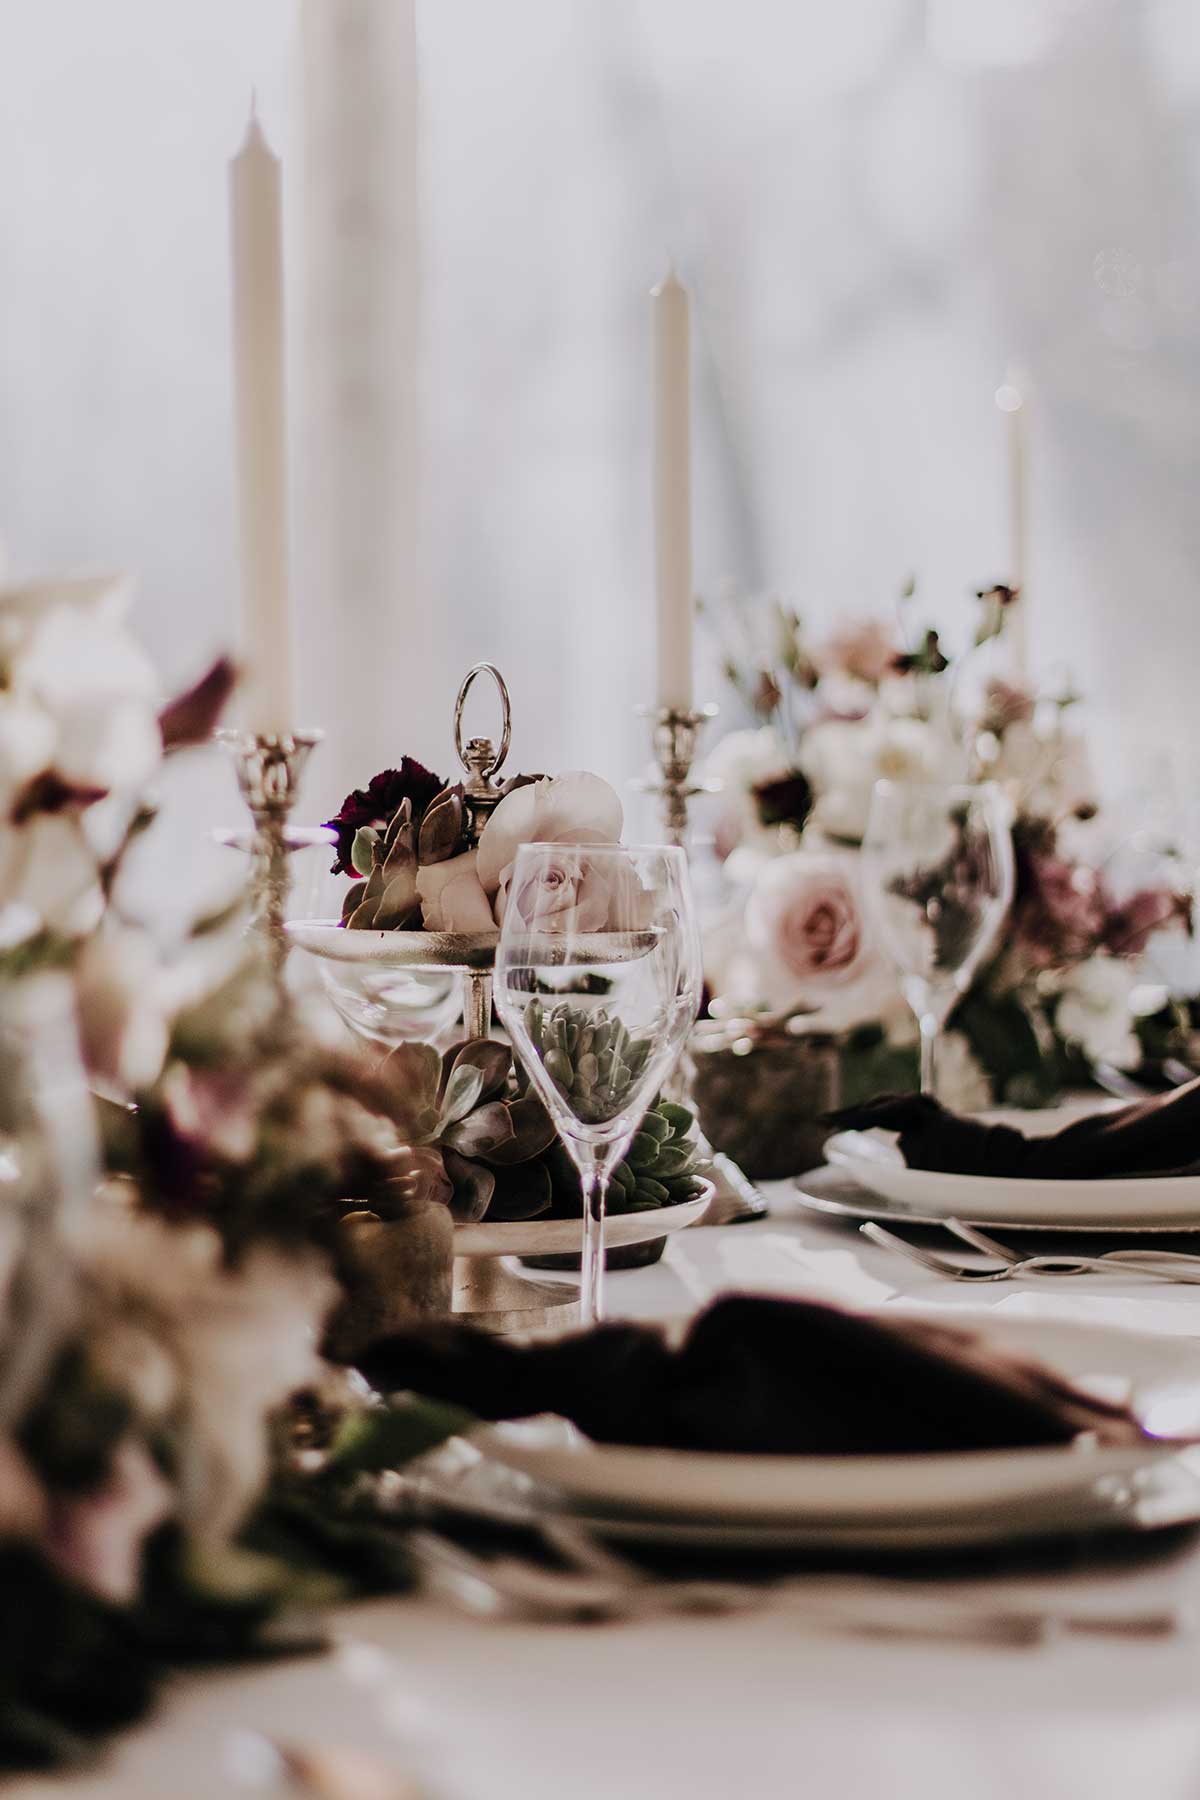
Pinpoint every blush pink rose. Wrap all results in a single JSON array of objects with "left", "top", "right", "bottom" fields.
[
  {"left": 415, "top": 848, "right": 496, "bottom": 932},
  {"left": 417, "top": 772, "right": 627, "bottom": 932},
  {"left": 498, "top": 848, "right": 650, "bottom": 934},
  {"left": 747, "top": 853, "right": 868, "bottom": 990},
  {"left": 737, "top": 851, "right": 909, "bottom": 1037}
]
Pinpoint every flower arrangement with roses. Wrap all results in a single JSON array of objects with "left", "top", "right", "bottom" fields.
[
  {"left": 326, "top": 762, "right": 635, "bottom": 934},
  {"left": 702, "top": 584, "right": 1195, "bottom": 1109}
]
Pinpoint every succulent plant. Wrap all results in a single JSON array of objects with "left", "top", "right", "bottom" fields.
[
  {"left": 339, "top": 798, "right": 421, "bottom": 929},
  {"left": 338, "top": 780, "right": 477, "bottom": 931},
  {"left": 521, "top": 998, "right": 655, "bottom": 1125},
  {"left": 373, "top": 1038, "right": 558, "bottom": 1224},
  {"left": 542, "top": 1098, "right": 707, "bottom": 1218}
]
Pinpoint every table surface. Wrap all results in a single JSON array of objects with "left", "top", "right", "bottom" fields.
[{"left": 16, "top": 1178, "right": 1200, "bottom": 1800}]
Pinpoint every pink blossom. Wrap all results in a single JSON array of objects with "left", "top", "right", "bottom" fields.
[
  {"left": 1015, "top": 854, "right": 1106, "bottom": 969},
  {"left": 45, "top": 1437, "right": 173, "bottom": 1604},
  {"left": 1104, "top": 886, "right": 1192, "bottom": 959},
  {"left": 747, "top": 853, "right": 869, "bottom": 990},
  {"left": 816, "top": 618, "right": 900, "bottom": 687},
  {"left": 418, "top": 773, "right": 625, "bottom": 932}
]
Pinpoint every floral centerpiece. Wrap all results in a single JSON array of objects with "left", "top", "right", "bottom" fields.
[
  {"left": 701, "top": 584, "right": 1194, "bottom": 1117},
  {"left": 325, "top": 761, "right": 629, "bottom": 933}
]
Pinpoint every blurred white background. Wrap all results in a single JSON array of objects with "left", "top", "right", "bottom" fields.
[{"left": 1, "top": 0, "right": 1198, "bottom": 828}]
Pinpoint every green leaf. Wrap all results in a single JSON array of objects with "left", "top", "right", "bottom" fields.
[
  {"left": 380, "top": 1041, "right": 443, "bottom": 1115},
  {"left": 440, "top": 1039, "right": 512, "bottom": 1103},
  {"left": 440, "top": 1101, "right": 516, "bottom": 1158},
  {"left": 324, "top": 1395, "right": 475, "bottom": 1476},
  {"left": 485, "top": 1160, "right": 553, "bottom": 1221},
  {"left": 351, "top": 826, "right": 379, "bottom": 878},
  {"left": 478, "top": 1097, "right": 557, "bottom": 1165},
  {"left": 953, "top": 990, "right": 1048, "bottom": 1098},
  {"left": 443, "top": 1149, "right": 496, "bottom": 1221},
  {"left": 439, "top": 1063, "right": 486, "bottom": 1127}
]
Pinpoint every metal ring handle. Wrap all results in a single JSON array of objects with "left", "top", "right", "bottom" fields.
[{"left": 454, "top": 663, "right": 512, "bottom": 777}]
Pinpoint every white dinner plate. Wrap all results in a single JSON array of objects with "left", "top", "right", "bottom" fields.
[
  {"left": 824, "top": 1129, "right": 1200, "bottom": 1228},
  {"left": 793, "top": 1165, "right": 1200, "bottom": 1235},
  {"left": 406, "top": 1439, "right": 1200, "bottom": 1553},
  {"left": 470, "top": 1311, "right": 1200, "bottom": 1525}
]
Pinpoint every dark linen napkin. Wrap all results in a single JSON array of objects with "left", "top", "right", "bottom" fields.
[
  {"left": 829, "top": 1079, "right": 1200, "bottom": 1180},
  {"left": 355, "top": 1296, "right": 1142, "bottom": 1456}
]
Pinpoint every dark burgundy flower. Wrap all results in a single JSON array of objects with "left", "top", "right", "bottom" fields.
[
  {"left": 324, "top": 759, "right": 445, "bottom": 876},
  {"left": 753, "top": 770, "right": 814, "bottom": 834},
  {"left": 1014, "top": 850, "right": 1107, "bottom": 968},
  {"left": 1104, "top": 887, "right": 1193, "bottom": 959},
  {"left": 10, "top": 770, "right": 108, "bottom": 824},
  {"left": 158, "top": 656, "right": 237, "bottom": 750}
]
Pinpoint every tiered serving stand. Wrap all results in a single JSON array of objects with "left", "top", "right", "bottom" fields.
[{"left": 285, "top": 666, "right": 710, "bottom": 1330}]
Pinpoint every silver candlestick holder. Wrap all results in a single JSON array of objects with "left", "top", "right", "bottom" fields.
[
  {"left": 222, "top": 729, "right": 323, "bottom": 994},
  {"left": 638, "top": 705, "right": 720, "bottom": 847},
  {"left": 637, "top": 703, "right": 768, "bottom": 1224}
]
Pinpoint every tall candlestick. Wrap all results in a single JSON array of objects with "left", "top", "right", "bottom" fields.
[
  {"left": 652, "top": 266, "right": 693, "bottom": 713},
  {"left": 995, "top": 373, "right": 1029, "bottom": 678},
  {"left": 230, "top": 104, "right": 294, "bottom": 736}
]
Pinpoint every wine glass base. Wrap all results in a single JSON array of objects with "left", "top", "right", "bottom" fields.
[{"left": 452, "top": 1252, "right": 579, "bottom": 1334}]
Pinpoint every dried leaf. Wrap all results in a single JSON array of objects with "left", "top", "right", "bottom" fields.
[{"left": 418, "top": 784, "right": 466, "bottom": 866}]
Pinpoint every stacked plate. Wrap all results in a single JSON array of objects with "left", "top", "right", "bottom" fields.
[
  {"left": 808, "top": 1125, "right": 1200, "bottom": 1234},
  {"left": 403, "top": 1312, "right": 1200, "bottom": 1554}
]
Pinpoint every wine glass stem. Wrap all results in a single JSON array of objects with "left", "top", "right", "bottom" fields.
[
  {"left": 919, "top": 1014, "right": 939, "bottom": 1097},
  {"left": 579, "top": 1168, "right": 609, "bottom": 1327}
]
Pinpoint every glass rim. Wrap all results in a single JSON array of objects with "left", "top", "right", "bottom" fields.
[
  {"left": 508, "top": 840, "right": 689, "bottom": 858},
  {"left": 871, "top": 778, "right": 1005, "bottom": 797}
]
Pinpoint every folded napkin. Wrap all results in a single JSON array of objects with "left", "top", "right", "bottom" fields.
[
  {"left": 355, "top": 1296, "right": 1142, "bottom": 1456},
  {"left": 829, "top": 1080, "right": 1200, "bottom": 1180}
]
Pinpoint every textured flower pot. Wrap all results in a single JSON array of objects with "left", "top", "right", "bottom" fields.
[
  {"left": 325, "top": 1202, "right": 454, "bottom": 1361},
  {"left": 689, "top": 1027, "right": 841, "bottom": 1180}
]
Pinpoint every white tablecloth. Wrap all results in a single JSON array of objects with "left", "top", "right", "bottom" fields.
[{"left": 16, "top": 1183, "right": 1200, "bottom": 1800}]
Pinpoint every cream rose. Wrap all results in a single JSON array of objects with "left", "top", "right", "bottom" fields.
[
  {"left": 741, "top": 850, "right": 898, "bottom": 1032},
  {"left": 417, "top": 772, "right": 626, "bottom": 932}
]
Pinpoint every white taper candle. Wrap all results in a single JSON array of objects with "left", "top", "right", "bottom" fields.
[
  {"left": 652, "top": 265, "right": 694, "bottom": 714},
  {"left": 230, "top": 104, "right": 294, "bottom": 736},
  {"left": 996, "top": 373, "right": 1029, "bottom": 679}
]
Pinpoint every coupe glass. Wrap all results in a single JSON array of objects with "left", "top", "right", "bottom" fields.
[
  {"left": 862, "top": 781, "right": 1014, "bottom": 1097},
  {"left": 493, "top": 843, "right": 702, "bottom": 1325}
]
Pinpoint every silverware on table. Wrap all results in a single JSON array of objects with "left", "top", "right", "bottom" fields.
[
  {"left": 408, "top": 1524, "right": 1183, "bottom": 1645},
  {"left": 861, "top": 1219, "right": 1200, "bottom": 1285}
]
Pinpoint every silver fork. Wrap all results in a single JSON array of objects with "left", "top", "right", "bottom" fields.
[
  {"left": 944, "top": 1217, "right": 1200, "bottom": 1282},
  {"left": 861, "top": 1220, "right": 1200, "bottom": 1286}
]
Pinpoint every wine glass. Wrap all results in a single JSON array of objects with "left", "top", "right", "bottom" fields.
[
  {"left": 493, "top": 843, "right": 702, "bottom": 1325},
  {"left": 862, "top": 781, "right": 1014, "bottom": 1097}
]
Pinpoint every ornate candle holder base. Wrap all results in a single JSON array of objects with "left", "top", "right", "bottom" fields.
[
  {"left": 637, "top": 702, "right": 769, "bottom": 1226},
  {"left": 635, "top": 704, "right": 720, "bottom": 848},
  {"left": 222, "top": 729, "right": 323, "bottom": 996}
]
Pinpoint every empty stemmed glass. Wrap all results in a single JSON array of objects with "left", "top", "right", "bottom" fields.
[
  {"left": 493, "top": 843, "right": 702, "bottom": 1325},
  {"left": 862, "top": 781, "right": 1014, "bottom": 1096}
]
